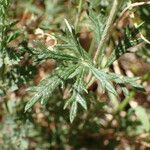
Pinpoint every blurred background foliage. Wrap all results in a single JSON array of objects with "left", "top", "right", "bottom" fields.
[{"left": 0, "top": 0, "right": 150, "bottom": 150}]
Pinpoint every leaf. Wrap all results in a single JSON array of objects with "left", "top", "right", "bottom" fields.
[
  {"left": 106, "top": 72, "right": 144, "bottom": 90},
  {"left": 7, "top": 30, "right": 21, "bottom": 43},
  {"left": 90, "top": 66, "right": 118, "bottom": 96},
  {"left": 64, "top": 19, "right": 86, "bottom": 58},
  {"left": 134, "top": 106, "right": 150, "bottom": 132},
  {"left": 76, "top": 93, "right": 87, "bottom": 110},
  {"left": 63, "top": 97, "right": 73, "bottom": 110},
  {"left": 24, "top": 92, "right": 42, "bottom": 112},
  {"left": 106, "top": 27, "right": 143, "bottom": 67},
  {"left": 33, "top": 41, "right": 79, "bottom": 62},
  {"left": 73, "top": 67, "right": 87, "bottom": 93},
  {"left": 64, "top": 19, "right": 73, "bottom": 34},
  {"left": 25, "top": 75, "right": 60, "bottom": 111},
  {"left": 68, "top": 66, "right": 82, "bottom": 79},
  {"left": 64, "top": 67, "right": 87, "bottom": 122},
  {"left": 88, "top": 10, "right": 105, "bottom": 43},
  {"left": 121, "top": 86, "right": 129, "bottom": 97},
  {"left": 25, "top": 65, "right": 78, "bottom": 111},
  {"left": 70, "top": 101, "right": 77, "bottom": 123}
]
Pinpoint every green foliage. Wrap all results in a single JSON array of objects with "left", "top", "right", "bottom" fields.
[
  {"left": 0, "top": 0, "right": 37, "bottom": 93},
  {"left": 25, "top": 19, "right": 91, "bottom": 122},
  {"left": 106, "top": 27, "right": 143, "bottom": 67},
  {"left": 88, "top": 9, "right": 106, "bottom": 43},
  {"left": 89, "top": 66, "right": 118, "bottom": 96},
  {"left": 25, "top": 19, "right": 143, "bottom": 123},
  {"left": 0, "top": 0, "right": 150, "bottom": 149},
  {"left": 25, "top": 65, "right": 78, "bottom": 111}
]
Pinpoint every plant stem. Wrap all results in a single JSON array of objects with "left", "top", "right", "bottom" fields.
[
  {"left": 86, "top": 0, "right": 122, "bottom": 85},
  {"left": 116, "top": 91, "right": 135, "bottom": 112},
  {"left": 93, "top": 0, "right": 120, "bottom": 64},
  {"left": 120, "top": 1, "right": 150, "bottom": 17},
  {"left": 74, "top": 0, "right": 83, "bottom": 30}
]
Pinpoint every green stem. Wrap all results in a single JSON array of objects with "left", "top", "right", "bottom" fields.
[
  {"left": 93, "top": 0, "right": 121, "bottom": 64},
  {"left": 86, "top": 0, "right": 123, "bottom": 85},
  {"left": 74, "top": 0, "right": 83, "bottom": 30},
  {"left": 105, "top": 91, "right": 135, "bottom": 128},
  {"left": 117, "top": 91, "right": 135, "bottom": 112}
]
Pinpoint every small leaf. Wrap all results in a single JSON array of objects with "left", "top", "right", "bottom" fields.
[
  {"left": 106, "top": 27, "right": 143, "bottom": 67},
  {"left": 89, "top": 9, "right": 105, "bottom": 43},
  {"left": 33, "top": 41, "right": 79, "bottom": 62},
  {"left": 76, "top": 93, "right": 87, "bottom": 110},
  {"left": 7, "top": 30, "right": 20, "bottom": 43},
  {"left": 63, "top": 19, "right": 86, "bottom": 59},
  {"left": 25, "top": 65, "right": 78, "bottom": 111},
  {"left": 63, "top": 96, "right": 74, "bottom": 110},
  {"left": 25, "top": 93, "right": 42, "bottom": 112},
  {"left": 64, "top": 19, "right": 73, "bottom": 34},
  {"left": 121, "top": 86, "right": 129, "bottom": 97},
  {"left": 106, "top": 72, "right": 144, "bottom": 90},
  {"left": 90, "top": 66, "right": 118, "bottom": 96},
  {"left": 70, "top": 101, "right": 77, "bottom": 123}
]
